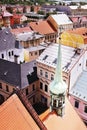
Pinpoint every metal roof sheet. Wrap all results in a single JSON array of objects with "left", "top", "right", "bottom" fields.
[
  {"left": 37, "top": 43, "right": 82, "bottom": 73},
  {"left": 70, "top": 71, "right": 87, "bottom": 101},
  {"left": 51, "top": 14, "right": 72, "bottom": 25}
]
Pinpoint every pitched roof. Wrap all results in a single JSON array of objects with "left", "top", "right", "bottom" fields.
[
  {"left": 37, "top": 43, "right": 84, "bottom": 73},
  {"left": 29, "top": 20, "right": 57, "bottom": 35},
  {"left": 0, "top": 90, "right": 47, "bottom": 130},
  {"left": 11, "top": 26, "right": 32, "bottom": 35},
  {"left": 50, "top": 14, "right": 72, "bottom": 25},
  {"left": 2, "top": 11, "right": 13, "bottom": 17},
  {"left": 15, "top": 31, "right": 44, "bottom": 41},
  {"left": 40, "top": 98, "right": 87, "bottom": 130},
  {"left": 67, "top": 27, "right": 87, "bottom": 35},
  {"left": 70, "top": 71, "right": 87, "bottom": 102},
  {"left": 0, "top": 59, "right": 38, "bottom": 88},
  {"left": 0, "top": 28, "right": 16, "bottom": 51},
  {"left": 67, "top": 27, "right": 87, "bottom": 42}
]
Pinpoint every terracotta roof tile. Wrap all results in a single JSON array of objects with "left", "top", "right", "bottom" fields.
[
  {"left": 67, "top": 27, "right": 87, "bottom": 36},
  {"left": 11, "top": 26, "right": 32, "bottom": 35},
  {"left": 39, "top": 98, "right": 87, "bottom": 130},
  {"left": 29, "top": 20, "right": 57, "bottom": 35},
  {"left": 0, "top": 94, "right": 40, "bottom": 130},
  {"left": 67, "top": 27, "right": 87, "bottom": 40}
]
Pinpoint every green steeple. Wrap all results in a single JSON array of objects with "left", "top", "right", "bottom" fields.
[{"left": 50, "top": 43, "right": 67, "bottom": 95}]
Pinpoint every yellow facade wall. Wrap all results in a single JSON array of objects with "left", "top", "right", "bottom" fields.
[
  {"left": 24, "top": 49, "right": 29, "bottom": 62},
  {"left": 61, "top": 32, "right": 84, "bottom": 48}
]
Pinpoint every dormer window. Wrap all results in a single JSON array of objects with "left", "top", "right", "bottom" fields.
[
  {"left": 1, "top": 54, "right": 4, "bottom": 59},
  {"left": 43, "top": 55, "right": 48, "bottom": 60},
  {"left": 9, "top": 52, "right": 11, "bottom": 56},
  {"left": 12, "top": 51, "right": 14, "bottom": 56},
  {"left": 53, "top": 58, "right": 57, "bottom": 64}
]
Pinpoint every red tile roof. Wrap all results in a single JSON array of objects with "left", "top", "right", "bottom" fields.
[
  {"left": 0, "top": 91, "right": 47, "bottom": 130},
  {"left": 67, "top": 27, "right": 87, "bottom": 35},
  {"left": 39, "top": 98, "right": 87, "bottom": 130},
  {"left": 11, "top": 26, "right": 32, "bottom": 35},
  {"left": 29, "top": 20, "right": 57, "bottom": 35},
  {"left": 13, "top": 14, "right": 22, "bottom": 19},
  {"left": 67, "top": 27, "right": 87, "bottom": 41}
]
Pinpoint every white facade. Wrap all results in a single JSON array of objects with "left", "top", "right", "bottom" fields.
[
  {"left": 0, "top": 48, "right": 24, "bottom": 64},
  {"left": 47, "top": 14, "right": 73, "bottom": 33}
]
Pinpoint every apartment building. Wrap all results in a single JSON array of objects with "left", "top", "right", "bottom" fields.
[{"left": 36, "top": 43, "right": 85, "bottom": 107}]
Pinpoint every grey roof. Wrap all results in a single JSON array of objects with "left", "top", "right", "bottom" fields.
[
  {"left": 37, "top": 43, "right": 83, "bottom": 73},
  {"left": 16, "top": 32, "right": 44, "bottom": 42},
  {"left": 69, "top": 71, "right": 87, "bottom": 102},
  {"left": 0, "top": 28, "right": 16, "bottom": 51},
  {"left": 26, "top": 45, "right": 46, "bottom": 52},
  {"left": 0, "top": 59, "right": 38, "bottom": 88}
]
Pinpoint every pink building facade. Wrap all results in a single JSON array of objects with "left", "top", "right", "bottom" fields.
[
  {"left": 69, "top": 70, "right": 87, "bottom": 124},
  {"left": 70, "top": 96, "right": 87, "bottom": 124}
]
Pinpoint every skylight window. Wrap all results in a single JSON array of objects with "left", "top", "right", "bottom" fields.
[
  {"left": 53, "top": 58, "right": 57, "bottom": 64},
  {"left": 5, "top": 31, "right": 8, "bottom": 34},
  {"left": 43, "top": 55, "right": 48, "bottom": 60},
  {"left": 4, "top": 39, "right": 6, "bottom": 42}
]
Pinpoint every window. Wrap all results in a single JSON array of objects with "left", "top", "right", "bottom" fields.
[
  {"left": 1, "top": 54, "right": 4, "bottom": 59},
  {"left": 51, "top": 74, "right": 54, "bottom": 81},
  {"left": 26, "top": 88, "right": 28, "bottom": 95},
  {"left": 9, "top": 52, "right": 11, "bottom": 56},
  {"left": 30, "top": 52, "right": 33, "bottom": 56},
  {"left": 45, "top": 84, "right": 48, "bottom": 92},
  {"left": 84, "top": 105, "right": 87, "bottom": 113},
  {"left": 45, "top": 72, "right": 48, "bottom": 78},
  {"left": 40, "top": 70, "right": 43, "bottom": 76},
  {"left": 63, "top": 79, "right": 66, "bottom": 83},
  {"left": 6, "top": 85, "right": 9, "bottom": 92},
  {"left": 53, "top": 58, "right": 57, "bottom": 64},
  {"left": 0, "top": 83, "right": 2, "bottom": 89},
  {"left": 40, "top": 82, "right": 43, "bottom": 90},
  {"left": 35, "top": 52, "right": 37, "bottom": 55},
  {"left": 74, "top": 100, "right": 79, "bottom": 108},
  {"left": 32, "top": 84, "right": 35, "bottom": 91},
  {"left": 12, "top": 51, "right": 14, "bottom": 56},
  {"left": 43, "top": 55, "right": 48, "bottom": 60}
]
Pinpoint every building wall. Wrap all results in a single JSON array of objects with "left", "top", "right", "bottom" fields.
[
  {"left": 45, "top": 33, "right": 57, "bottom": 43},
  {"left": 0, "top": 80, "right": 39, "bottom": 105},
  {"left": 47, "top": 16, "right": 58, "bottom": 31},
  {"left": 37, "top": 62, "right": 69, "bottom": 107},
  {"left": 3, "top": 17, "right": 11, "bottom": 27},
  {"left": 69, "top": 52, "right": 84, "bottom": 90},
  {"left": 23, "top": 80, "right": 39, "bottom": 105},
  {"left": 0, "top": 80, "right": 15, "bottom": 100},
  {"left": 70, "top": 95, "right": 87, "bottom": 123},
  {"left": 0, "top": 18, "right": 3, "bottom": 27}
]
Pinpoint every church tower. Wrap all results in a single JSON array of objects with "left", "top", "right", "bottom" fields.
[{"left": 49, "top": 42, "right": 67, "bottom": 117}]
